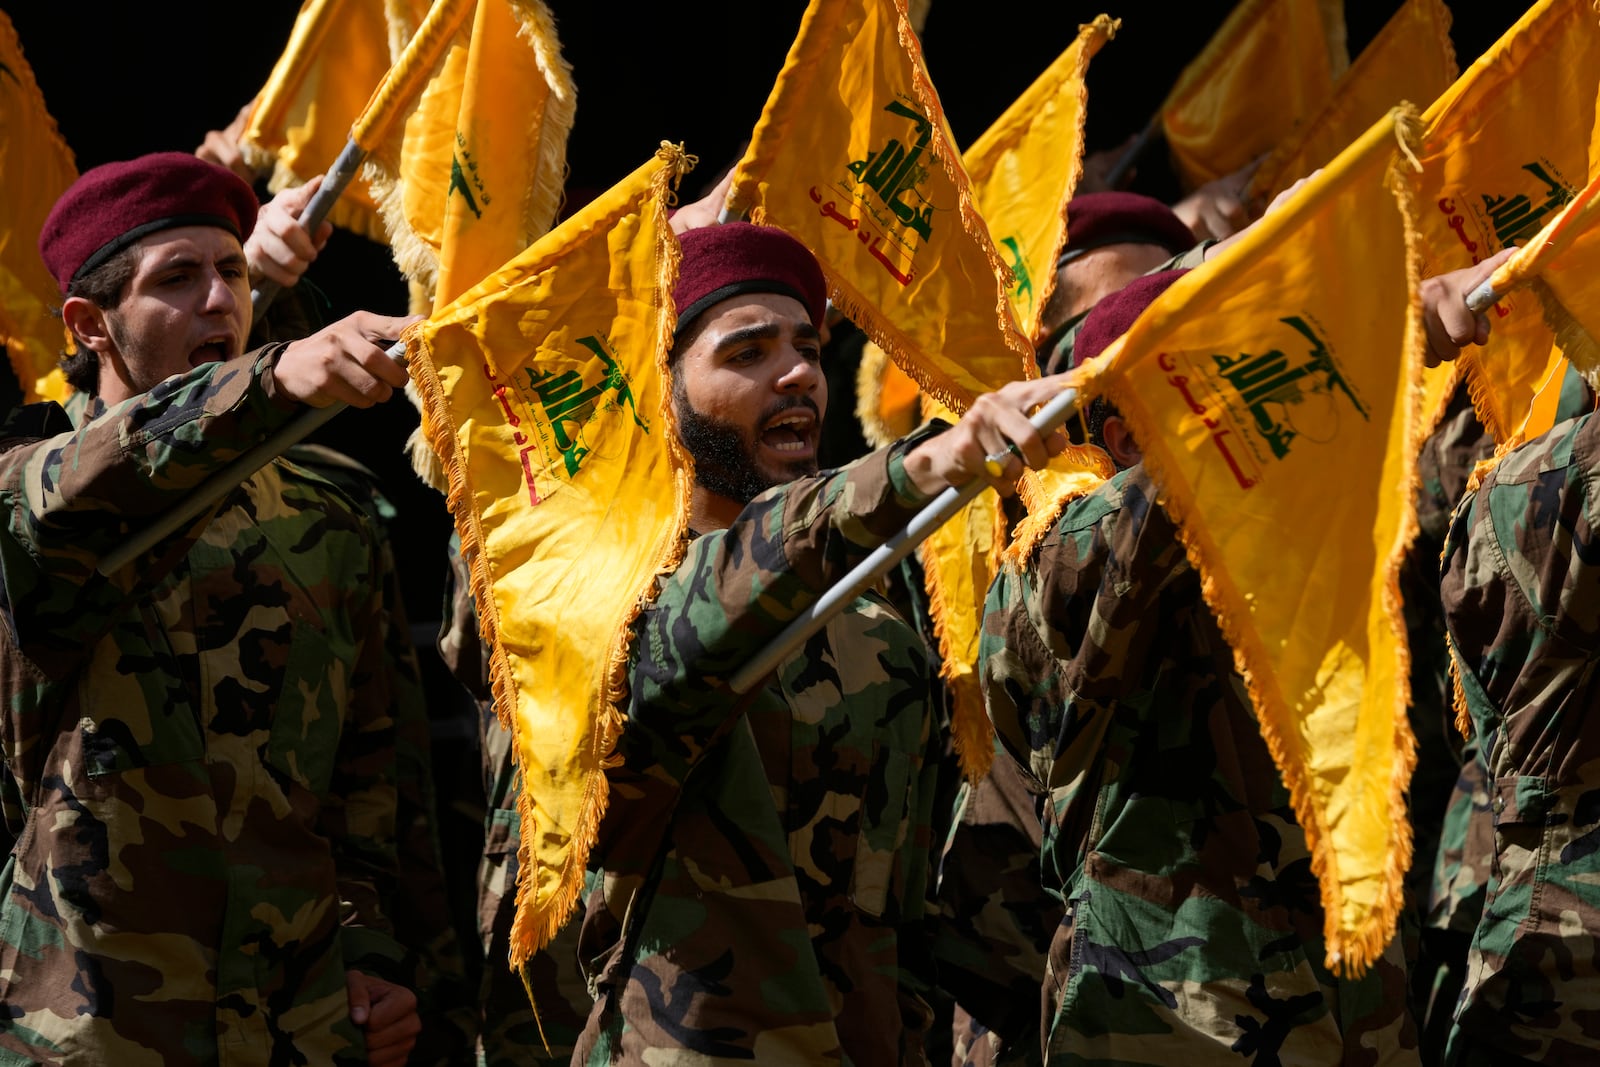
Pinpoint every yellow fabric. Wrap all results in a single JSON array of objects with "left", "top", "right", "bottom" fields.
[
  {"left": 964, "top": 15, "right": 1117, "bottom": 344},
  {"left": 365, "top": 0, "right": 572, "bottom": 311},
  {"left": 432, "top": 0, "right": 573, "bottom": 308},
  {"left": 0, "top": 11, "right": 76, "bottom": 404},
  {"left": 241, "top": 0, "right": 419, "bottom": 242},
  {"left": 362, "top": 1, "right": 472, "bottom": 295},
  {"left": 1250, "top": 0, "right": 1455, "bottom": 206},
  {"left": 854, "top": 340, "right": 922, "bottom": 448},
  {"left": 1161, "top": 0, "right": 1341, "bottom": 192},
  {"left": 734, "top": 0, "right": 1094, "bottom": 785},
  {"left": 1482, "top": 172, "right": 1600, "bottom": 387},
  {"left": 916, "top": 394, "right": 1004, "bottom": 780},
  {"left": 1071, "top": 108, "right": 1425, "bottom": 975},
  {"left": 1412, "top": 0, "right": 1600, "bottom": 448},
  {"left": 729, "top": 0, "right": 1034, "bottom": 414},
  {"left": 1317, "top": 0, "right": 1349, "bottom": 82},
  {"left": 405, "top": 144, "right": 692, "bottom": 964}
]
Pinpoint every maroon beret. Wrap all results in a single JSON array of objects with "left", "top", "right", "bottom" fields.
[
  {"left": 39, "top": 151, "right": 259, "bottom": 294},
  {"left": 673, "top": 221, "right": 827, "bottom": 338},
  {"left": 1071, "top": 268, "right": 1189, "bottom": 369},
  {"left": 1058, "top": 191, "right": 1195, "bottom": 268}
]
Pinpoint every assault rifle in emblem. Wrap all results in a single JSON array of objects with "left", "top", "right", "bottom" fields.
[
  {"left": 847, "top": 98, "right": 935, "bottom": 241},
  {"left": 526, "top": 336, "right": 647, "bottom": 477},
  {"left": 1000, "top": 236, "right": 1033, "bottom": 313},
  {"left": 1483, "top": 162, "right": 1573, "bottom": 249},
  {"left": 1213, "top": 317, "right": 1366, "bottom": 461}
]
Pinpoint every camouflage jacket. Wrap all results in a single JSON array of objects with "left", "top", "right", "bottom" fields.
[
  {"left": 1440, "top": 409, "right": 1600, "bottom": 1066},
  {"left": 936, "top": 744, "right": 1057, "bottom": 1067},
  {"left": 1404, "top": 384, "right": 1496, "bottom": 934},
  {"left": 0, "top": 349, "right": 403, "bottom": 1066},
  {"left": 981, "top": 463, "right": 1418, "bottom": 1065},
  {"left": 293, "top": 444, "right": 478, "bottom": 1067},
  {"left": 576, "top": 440, "right": 942, "bottom": 1066}
]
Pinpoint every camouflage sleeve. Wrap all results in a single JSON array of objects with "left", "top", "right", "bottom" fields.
[
  {"left": 981, "top": 464, "right": 1189, "bottom": 794},
  {"left": 624, "top": 432, "right": 937, "bottom": 786},
  {"left": 0, "top": 345, "right": 300, "bottom": 656}
]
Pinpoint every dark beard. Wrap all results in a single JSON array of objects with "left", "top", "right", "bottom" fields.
[{"left": 676, "top": 399, "right": 819, "bottom": 505}]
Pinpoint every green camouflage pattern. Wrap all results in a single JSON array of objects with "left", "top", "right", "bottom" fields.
[
  {"left": 981, "top": 462, "right": 1418, "bottom": 1065},
  {"left": 438, "top": 533, "right": 591, "bottom": 1066},
  {"left": 935, "top": 740, "right": 1056, "bottom": 1067},
  {"left": 1440, "top": 409, "right": 1600, "bottom": 1066},
  {"left": 1400, "top": 384, "right": 1494, "bottom": 1063},
  {"left": 0, "top": 349, "right": 404, "bottom": 1066},
  {"left": 291, "top": 444, "right": 478, "bottom": 1066},
  {"left": 575, "top": 440, "right": 942, "bottom": 1065}
]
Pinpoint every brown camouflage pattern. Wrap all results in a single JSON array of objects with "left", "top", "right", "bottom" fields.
[
  {"left": 935, "top": 742, "right": 1055, "bottom": 1067},
  {"left": 1399, "top": 383, "right": 1494, "bottom": 1064},
  {"left": 0, "top": 349, "right": 404, "bottom": 1065},
  {"left": 981, "top": 462, "right": 1419, "bottom": 1065},
  {"left": 1440, "top": 408, "right": 1600, "bottom": 1066},
  {"left": 291, "top": 444, "right": 478, "bottom": 1067},
  {"left": 575, "top": 439, "right": 943, "bottom": 1065}
]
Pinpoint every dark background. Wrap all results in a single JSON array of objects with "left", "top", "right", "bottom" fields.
[{"left": 3, "top": 0, "right": 1525, "bottom": 950}]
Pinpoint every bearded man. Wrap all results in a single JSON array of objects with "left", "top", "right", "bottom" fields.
[{"left": 573, "top": 221, "right": 1066, "bottom": 1065}]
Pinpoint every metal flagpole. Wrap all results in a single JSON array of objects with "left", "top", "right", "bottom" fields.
[
  {"left": 96, "top": 339, "right": 408, "bottom": 576},
  {"left": 249, "top": 0, "right": 476, "bottom": 315},
  {"left": 250, "top": 139, "right": 370, "bottom": 315},
  {"left": 1464, "top": 280, "right": 1498, "bottom": 314},
  {"left": 729, "top": 384, "right": 1081, "bottom": 694}
]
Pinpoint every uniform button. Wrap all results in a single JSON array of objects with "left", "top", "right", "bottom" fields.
[{"left": 1492, "top": 795, "right": 1505, "bottom": 815}]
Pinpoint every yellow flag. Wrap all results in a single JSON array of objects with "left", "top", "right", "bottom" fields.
[
  {"left": 1161, "top": 0, "right": 1342, "bottom": 192},
  {"left": 1066, "top": 109, "right": 1426, "bottom": 974},
  {"left": 405, "top": 144, "right": 692, "bottom": 962},
  {"left": 432, "top": 0, "right": 573, "bottom": 307},
  {"left": 241, "top": 0, "right": 423, "bottom": 242},
  {"left": 0, "top": 11, "right": 76, "bottom": 404},
  {"left": 729, "top": 0, "right": 1034, "bottom": 414},
  {"left": 366, "top": 0, "right": 574, "bottom": 311},
  {"left": 1412, "top": 0, "right": 1600, "bottom": 448},
  {"left": 1479, "top": 173, "right": 1600, "bottom": 388},
  {"left": 964, "top": 15, "right": 1118, "bottom": 344},
  {"left": 1250, "top": 0, "right": 1455, "bottom": 205}
]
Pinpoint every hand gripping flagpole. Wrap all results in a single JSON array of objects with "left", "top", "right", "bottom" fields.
[
  {"left": 250, "top": 0, "right": 476, "bottom": 315},
  {"left": 251, "top": 140, "right": 371, "bottom": 313},
  {"left": 96, "top": 339, "right": 409, "bottom": 576},
  {"left": 728, "top": 384, "right": 1081, "bottom": 695}
]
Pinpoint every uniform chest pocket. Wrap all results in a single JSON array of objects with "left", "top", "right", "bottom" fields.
[
  {"left": 264, "top": 622, "right": 345, "bottom": 796},
  {"left": 80, "top": 603, "right": 204, "bottom": 778}
]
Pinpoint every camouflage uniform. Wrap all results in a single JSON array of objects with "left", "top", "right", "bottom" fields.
[
  {"left": 576, "top": 439, "right": 942, "bottom": 1065},
  {"left": 0, "top": 348, "right": 405, "bottom": 1066},
  {"left": 437, "top": 535, "right": 591, "bottom": 1066},
  {"left": 292, "top": 444, "right": 478, "bottom": 1067},
  {"left": 935, "top": 745, "right": 1056, "bottom": 1067},
  {"left": 1439, "top": 408, "right": 1600, "bottom": 1067},
  {"left": 981, "top": 462, "right": 1418, "bottom": 1065},
  {"left": 1399, "top": 384, "right": 1494, "bottom": 1063}
]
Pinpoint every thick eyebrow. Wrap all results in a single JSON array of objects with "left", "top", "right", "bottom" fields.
[
  {"left": 146, "top": 250, "right": 248, "bottom": 274},
  {"left": 711, "top": 320, "right": 821, "bottom": 354}
]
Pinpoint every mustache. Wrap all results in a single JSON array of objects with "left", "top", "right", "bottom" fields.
[{"left": 759, "top": 395, "right": 821, "bottom": 426}]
